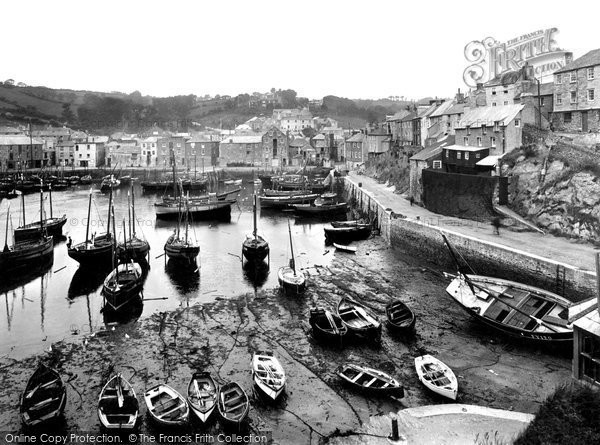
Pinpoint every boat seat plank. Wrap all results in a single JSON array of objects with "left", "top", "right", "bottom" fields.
[
  {"left": 364, "top": 377, "right": 378, "bottom": 388},
  {"left": 153, "top": 399, "right": 179, "bottom": 415},
  {"left": 158, "top": 403, "right": 184, "bottom": 419},
  {"left": 226, "top": 402, "right": 247, "bottom": 413},
  {"left": 542, "top": 315, "right": 569, "bottom": 327}
]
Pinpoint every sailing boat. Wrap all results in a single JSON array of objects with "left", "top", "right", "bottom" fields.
[
  {"left": 102, "top": 214, "right": 143, "bottom": 312},
  {"left": 14, "top": 183, "right": 67, "bottom": 242},
  {"left": 117, "top": 183, "right": 150, "bottom": 262},
  {"left": 278, "top": 219, "right": 306, "bottom": 294},
  {"left": 242, "top": 194, "right": 269, "bottom": 264},
  {"left": 164, "top": 190, "right": 200, "bottom": 263},
  {"left": 67, "top": 187, "right": 114, "bottom": 267},
  {"left": 1, "top": 202, "right": 54, "bottom": 271}
]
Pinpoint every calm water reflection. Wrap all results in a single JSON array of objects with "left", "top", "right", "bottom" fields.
[{"left": 0, "top": 177, "right": 338, "bottom": 357}]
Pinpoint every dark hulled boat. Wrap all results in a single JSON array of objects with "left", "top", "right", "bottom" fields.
[
  {"left": 323, "top": 224, "right": 371, "bottom": 245},
  {"left": 309, "top": 307, "right": 347, "bottom": 345},
  {"left": 97, "top": 373, "right": 139, "bottom": 430},
  {"left": 20, "top": 363, "right": 67, "bottom": 428},
  {"left": 217, "top": 382, "right": 249, "bottom": 428},
  {"left": 385, "top": 300, "right": 416, "bottom": 333},
  {"left": 164, "top": 189, "right": 200, "bottom": 264},
  {"left": 187, "top": 372, "right": 218, "bottom": 424},
  {"left": 337, "top": 297, "right": 382, "bottom": 341},
  {"left": 14, "top": 186, "right": 67, "bottom": 242},
  {"left": 337, "top": 363, "right": 404, "bottom": 397},
  {"left": 242, "top": 194, "right": 269, "bottom": 264},
  {"left": 292, "top": 193, "right": 348, "bottom": 216},
  {"left": 117, "top": 184, "right": 150, "bottom": 262}
]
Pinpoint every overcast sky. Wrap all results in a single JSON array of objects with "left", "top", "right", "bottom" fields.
[{"left": 1, "top": 0, "right": 598, "bottom": 100}]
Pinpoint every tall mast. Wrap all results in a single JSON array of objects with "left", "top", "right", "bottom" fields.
[
  {"left": 131, "top": 182, "right": 136, "bottom": 237},
  {"left": 39, "top": 185, "right": 44, "bottom": 235},
  {"left": 252, "top": 193, "right": 257, "bottom": 239},
  {"left": 4, "top": 203, "right": 10, "bottom": 250},
  {"left": 127, "top": 191, "right": 132, "bottom": 241},
  {"left": 288, "top": 219, "right": 296, "bottom": 276},
  {"left": 85, "top": 189, "right": 92, "bottom": 243},
  {"left": 106, "top": 185, "right": 113, "bottom": 236},
  {"left": 185, "top": 195, "right": 189, "bottom": 244},
  {"left": 21, "top": 191, "right": 25, "bottom": 226},
  {"left": 172, "top": 149, "right": 177, "bottom": 198},
  {"left": 194, "top": 154, "right": 197, "bottom": 181},
  {"left": 111, "top": 205, "right": 117, "bottom": 278},
  {"left": 122, "top": 219, "right": 128, "bottom": 271},
  {"left": 176, "top": 186, "right": 181, "bottom": 240},
  {"left": 49, "top": 184, "right": 53, "bottom": 219}
]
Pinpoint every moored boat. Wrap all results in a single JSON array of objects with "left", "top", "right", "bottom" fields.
[
  {"left": 102, "top": 261, "right": 144, "bottom": 311},
  {"left": 324, "top": 225, "right": 371, "bottom": 245},
  {"left": 252, "top": 352, "right": 285, "bottom": 401},
  {"left": 117, "top": 185, "right": 150, "bottom": 262},
  {"left": 20, "top": 363, "right": 67, "bottom": 428},
  {"left": 144, "top": 384, "right": 189, "bottom": 427},
  {"left": 278, "top": 220, "right": 306, "bottom": 295},
  {"left": 414, "top": 355, "right": 458, "bottom": 400},
  {"left": 242, "top": 194, "right": 269, "bottom": 264},
  {"left": 333, "top": 243, "right": 357, "bottom": 253},
  {"left": 187, "top": 372, "right": 218, "bottom": 424},
  {"left": 292, "top": 193, "right": 348, "bottom": 216},
  {"left": 14, "top": 186, "right": 67, "bottom": 242},
  {"left": 337, "top": 363, "right": 404, "bottom": 397},
  {"left": 309, "top": 307, "right": 347, "bottom": 345},
  {"left": 385, "top": 300, "right": 416, "bottom": 333},
  {"left": 217, "top": 382, "right": 249, "bottom": 427},
  {"left": 259, "top": 193, "right": 318, "bottom": 209},
  {"left": 97, "top": 373, "right": 139, "bottom": 430},
  {"left": 337, "top": 297, "right": 381, "bottom": 341}
]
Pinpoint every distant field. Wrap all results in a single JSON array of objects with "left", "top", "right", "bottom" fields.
[{"left": 0, "top": 85, "right": 65, "bottom": 117}]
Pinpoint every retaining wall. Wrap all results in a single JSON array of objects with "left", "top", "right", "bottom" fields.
[{"left": 343, "top": 177, "right": 596, "bottom": 302}]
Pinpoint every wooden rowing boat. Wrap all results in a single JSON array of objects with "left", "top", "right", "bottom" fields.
[
  {"left": 97, "top": 373, "right": 139, "bottom": 430},
  {"left": 385, "top": 300, "right": 416, "bottom": 333},
  {"left": 337, "top": 297, "right": 381, "bottom": 341},
  {"left": 20, "top": 363, "right": 67, "bottom": 428},
  {"left": 252, "top": 352, "right": 286, "bottom": 401},
  {"left": 324, "top": 225, "right": 371, "bottom": 245},
  {"left": 333, "top": 243, "right": 357, "bottom": 253},
  {"left": 187, "top": 372, "right": 218, "bottom": 424},
  {"left": 144, "top": 384, "right": 189, "bottom": 427},
  {"left": 337, "top": 363, "right": 404, "bottom": 397},
  {"left": 309, "top": 307, "right": 347, "bottom": 345},
  {"left": 217, "top": 382, "right": 249, "bottom": 427},
  {"left": 415, "top": 355, "right": 458, "bottom": 400}
]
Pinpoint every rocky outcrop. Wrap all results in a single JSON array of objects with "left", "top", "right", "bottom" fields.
[{"left": 508, "top": 155, "right": 600, "bottom": 242}]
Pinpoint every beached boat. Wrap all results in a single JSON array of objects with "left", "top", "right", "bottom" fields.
[
  {"left": 337, "top": 297, "right": 381, "bottom": 341},
  {"left": 252, "top": 352, "right": 285, "bottom": 401},
  {"left": 163, "top": 196, "right": 200, "bottom": 264},
  {"left": 117, "top": 185, "right": 150, "bottom": 262},
  {"left": 14, "top": 187, "right": 67, "bottom": 241},
  {"left": 80, "top": 175, "right": 93, "bottom": 185},
  {"left": 187, "top": 372, "right": 218, "bottom": 424},
  {"left": 324, "top": 225, "right": 371, "bottom": 245},
  {"left": 292, "top": 193, "right": 348, "bottom": 216},
  {"left": 333, "top": 243, "right": 357, "bottom": 253},
  {"left": 337, "top": 363, "right": 404, "bottom": 397},
  {"left": 20, "top": 363, "right": 67, "bottom": 428},
  {"left": 259, "top": 193, "right": 319, "bottom": 209},
  {"left": 242, "top": 194, "right": 269, "bottom": 264},
  {"left": 102, "top": 261, "right": 143, "bottom": 311},
  {"left": 330, "top": 219, "right": 370, "bottom": 228},
  {"left": 385, "top": 300, "right": 416, "bottom": 333},
  {"left": 309, "top": 307, "right": 347, "bottom": 345},
  {"left": 442, "top": 234, "right": 595, "bottom": 343},
  {"left": 278, "top": 220, "right": 306, "bottom": 295},
  {"left": 414, "top": 355, "right": 458, "bottom": 400},
  {"left": 217, "top": 382, "right": 249, "bottom": 427},
  {"left": 97, "top": 373, "right": 139, "bottom": 430},
  {"left": 100, "top": 175, "right": 120, "bottom": 192},
  {"left": 144, "top": 384, "right": 189, "bottom": 427}
]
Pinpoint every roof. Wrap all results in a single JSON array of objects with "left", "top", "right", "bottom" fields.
[
  {"left": 312, "top": 134, "right": 326, "bottom": 140},
  {"left": 418, "top": 103, "right": 440, "bottom": 118},
  {"left": 386, "top": 110, "right": 412, "bottom": 122},
  {"left": 221, "top": 135, "right": 262, "bottom": 144},
  {"left": 429, "top": 100, "right": 454, "bottom": 118},
  {"left": 444, "top": 144, "right": 490, "bottom": 152},
  {"left": 444, "top": 102, "right": 466, "bottom": 115},
  {"left": 476, "top": 155, "right": 503, "bottom": 167},
  {"left": 346, "top": 133, "right": 366, "bottom": 143},
  {"left": 457, "top": 104, "right": 524, "bottom": 129},
  {"left": 484, "top": 71, "right": 522, "bottom": 87},
  {"left": 574, "top": 308, "right": 600, "bottom": 336},
  {"left": 290, "top": 138, "right": 310, "bottom": 147},
  {"left": 555, "top": 48, "right": 600, "bottom": 74},
  {"left": 0, "top": 135, "right": 44, "bottom": 145},
  {"left": 410, "top": 135, "right": 454, "bottom": 161}
]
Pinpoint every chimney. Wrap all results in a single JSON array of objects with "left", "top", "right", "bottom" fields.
[
  {"left": 456, "top": 88, "right": 465, "bottom": 104},
  {"left": 476, "top": 83, "right": 484, "bottom": 91},
  {"left": 522, "top": 62, "right": 534, "bottom": 80}
]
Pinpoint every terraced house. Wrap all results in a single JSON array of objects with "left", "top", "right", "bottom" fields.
[{"left": 552, "top": 48, "right": 600, "bottom": 132}]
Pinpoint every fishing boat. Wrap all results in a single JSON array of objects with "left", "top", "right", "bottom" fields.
[
  {"left": 97, "top": 373, "right": 139, "bottom": 430},
  {"left": 187, "top": 372, "right": 218, "bottom": 424},
  {"left": 242, "top": 194, "right": 269, "bottom": 264},
  {"left": 337, "top": 363, "right": 404, "bottom": 397},
  {"left": 337, "top": 297, "right": 381, "bottom": 341},
  {"left": 309, "top": 307, "right": 347, "bottom": 345},
  {"left": 414, "top": 355, "right": 458, "bottom": 400},
  {"left": 278, "top": 219, "right": 306, "bottom": 295},
  {"left": 68, "top": 175, "right": 80, "bottom": 185},
  {"left": 331, "top": 219, "right": 370, "bottom": 228},
  {"left": 333, "top": 243, "right": 357, "bottom": 253},
  {"left": 160, "top": 187, "right": 241, "bottom": 205},
  {"left": 259, "top": 193, "right": 318, "bottom": 209},
  {"left": 1, "top": 204, "right": 54, "bottom": 271},
  {"left": 14, "top": 185, "right": 67, "bottom": 241},
  {"left": 217, "top": 382, "right": 249, "bottom": 427},
  {"left": 223, "top": 178, "right": 243, "bottom": 186},
  {"left": 164, "top": 192, "right": 200, "bottom": 264},
  {"left": 385, "top": 300, "right": 416, "bottom": 333},
  {"left": 80, "top": 175, "right": 93, "bottom": 185},
  {"left": 20, "top": 363, "right": 67, "bottom": 428},
  {"left": 442, "top": 234, "right": 595, "bottom": 344},
  {"left": 144, "top": 384, "right": 189, "bottom": 427},
  {"left": 271, "top": 174, "right": 308, "bottom": 191},
  {"left": 252, "top": 352, "right": 286, "bottom": 401},
  {"left": 100, "top": 175, "right": 120, "bottom": 192},
  {"left": 117, "top": 184, "right": 150, "bottom": 262},
  {"left": 292, "top": 193, "right": 348, "bottom": 216},
  {"left": 324, "top": 225, "right": 371, "bottom": 245},
  {"left": 263, "top": 189, "right": 307, "bottom": 197},
  {"left": 67, "top": 188, "right": 114, "bottom": 267}
]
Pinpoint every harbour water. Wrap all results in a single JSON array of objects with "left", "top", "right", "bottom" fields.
[{"left": 0, "top": 179, "right": 338, "bottom": 358}]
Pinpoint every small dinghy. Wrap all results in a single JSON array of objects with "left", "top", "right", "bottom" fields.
[
  {"left": 98, "top": 373, "right": 139, "bottom": 430},
  {"left": 333, "top": 243, "right": 357, "bottom": 253},
  {"left": 414, "top": 355, "right": 458, "bottom": 400},
  {"left": 252, "top": 352, "right": 286, "bottom": 401},
  {"left": 386, "top": 300, "right": 416, "bottom": 333},
  {"left": 20, "top": 363, "right": 67, "bottom": 428},
  {"left": 144, "top": 384, "right": 189, "bottom": 427},
  {"left": 337, "top": 363, "right": 404, "bottom": 397},
  {"left": 217, "top": 382, "right": 249, "bottom": 427},
  {"left": 309, "top": 307, "right": 347, "bottom": 345},
  {"left": 337, "top": 297, "right": 381, "bottom": 341},
  {"left": 187, "top": 372, "right": 218, "bottom": 424}
]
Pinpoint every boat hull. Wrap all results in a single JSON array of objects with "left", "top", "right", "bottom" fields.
[
  {"left": 15, "top": 215, "right": 67, "bottom": 242},
  {"left": 242, "top": 237, "right": 269, "bottom": 263},
  {"left": 155, "top": 200, "right": 233, "bottom": 220},
  {"left": 278, "top": 267, "right": 306, "bottom": 294},
  {"left": 144, "top": 385, "right": 189, "bottom": 427},
  {"left": 0, "top": 237, "right": 54, "bottom": 271},
  {"left": 324, "top": 226, "right": 371, "bottom": 245},
  {"left": 97, "top": 375, "right": 139, "bottom": 430},
  {"left": 187, "top": 372, "right": 217, "bottom": 424},
  {"left": 293, "top": 202, "right": 348, "bottom": 216},
  {"left": 20, "top": 364, "right": 67, "bottom": 428},
  {"left": 217, "top": 382, "right": 249, "bottom": 427},
  {"left": 385, "top": 300, "right": 416, "bottom": 334},
  {"left": 164, "top": 243, "right": 200, "bottom": 262},
  {"left": 117, "top": 238, "right": 150, "bottom": 262},
  {"left": 67, "top": 237, "right": 113, "bottom": 267}
]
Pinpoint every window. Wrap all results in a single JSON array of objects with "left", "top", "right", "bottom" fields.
[
  {"left": 571, "top": 91, "right": 577, "bottom": 103},
  {"left": 75, "top": 145, "right": 79, "bottom": 151},
  {"left": 503, "top": 101, "right": 509, "bottom": 105},
  {"left": 465, "top": 151, "right": 470, "bottom": 160},
  {"left": 588, "top": 67, "right": 595, "bottom": 80},
  {"left": 87, "top": 154, "right": 90, "bottom": 158},
  {"left": 466, "top": 125, "right": 471, "bottom": 135},
  {"left": 570, "top": 71, "right": 577, "bottom": 83},
  {"left": 482, "top": 125, "right": 487, "bottom": 135},
  {"left": 503, "top": 89, "right": 508, "bottom": 94},
  {"left": 556, "top": 94, "right": 563, "bottom": 105},
  {"left": 494, "top": 121, "right": 500, "bottom": 132},
  {"left": 580, "top": 334, "right": 600, "bottom": 384},
  {"left": 564, "top": 112, "right": 572, "bottom": 123},
  {"left": 588, "top": 89, "right": 595, "bottom": 101},
  {"left": 556, "top": 74, "right": 562, "bottom": 84},
  {"left": 491, "top": 137, "right": 496, "bottom": 147},
  {"left": 445, "top": 150, "right": 449, "bottom": 158},
  {"left": 463, "top": 137, "right": 469, "bottom": 146},
  {"left": 457, "top": 152, "right": 462, "bottom": 159},
  {"left": 541, "top": 97, "right": 545, "bottom": 106},
  {"left": 476, "top": 153, "right": 481, "bottom": 159},
  {"left": 477, "top": 137, "right": 482, "bottom": 147},
  {"left": 491, "top": 88, "right": 496, "bottom": 95},
  {"left": 432, "top": 160, "right": 442, "bottom": 169},
  {"left": 514, "top": 119, "right": 521, "bottom": 127},
  {"left": 492, "top": 102, "right": 497, "bottom": 107}
]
